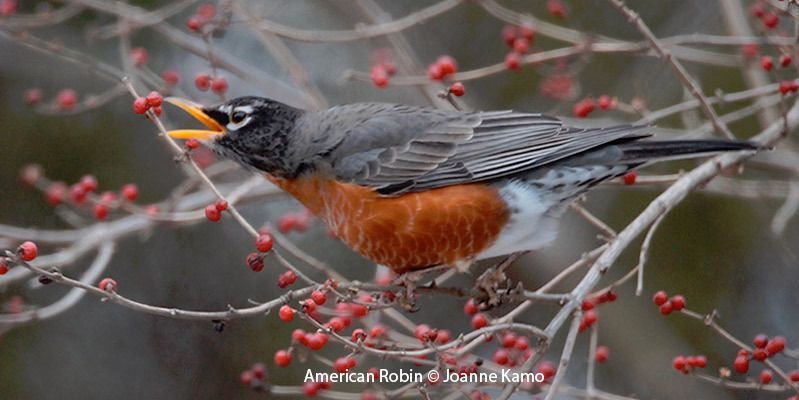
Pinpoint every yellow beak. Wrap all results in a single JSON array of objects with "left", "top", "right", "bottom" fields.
[{"left": 164, "top": 97, "right": 225, "bottom": 140}]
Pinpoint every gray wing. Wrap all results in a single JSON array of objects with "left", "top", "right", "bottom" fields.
[{"left": 305, "top": 103, "right": 651, "bottom": 196}]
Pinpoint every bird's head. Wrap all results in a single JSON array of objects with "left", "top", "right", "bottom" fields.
[{"left": 165, "top": 96, "right": 304, "bottom": 176}]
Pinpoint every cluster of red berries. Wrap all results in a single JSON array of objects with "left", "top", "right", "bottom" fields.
[
  {"left": 292, "top": 329, "right": 330, "bottom": 351},
  {"left": 501, "top": 23, "right": 534, "bottom": 71},
  {"left": 186, "top": 3, "right": 217, "bottom": 33},
  {"left": 130, "top": 47, "right": 148, "bottom": 67},
  {"left": 760, "top": 54, "right": 792, "bottom": 71},
  {"left": 581, "top": 289, "right": 618, "bottom": 311},
  {"left": 428, "top": 55, "right": 458, "bottom": 81},
  {"left": 239, "top": 362, "right": 266, "bottom": 388},
  {"left": 195, "top": 73, "right": 228, "bottom": 95},
  {"left": 414, "top": 324, "right": 452, "bottom": 345},
  {"left": 0, "top": 0, "right": 17, "bottom": 16},
  {"left": 98, "top": 277, "right": 118, "bottom": 292},
  {"left": 370, "top": 61, "right": 397, "bottom": 88},
  {"left": 277, "top": 211, "right": 312, "bottom": 233},
  {"left": 749, "top": 2, "right": 779, "bottom": 30},
  {"left": 573, "top": 95, "right": 616, "bottom": 118},
  {"left": 779, "top": 80, "right": 799, "bottom": 95},
  {"left": 23, "top": 88, "right": 80, "bottom": 111},
  {"left": 652, "top": 290, "right": 686, "bottom": 315},
  {"left": 302, "top": 379, "right": 331, "bottom": 396},
  {"left": 491, "top": 332, "right": 532, "bottom": 367},
  {"left": 733, "top": 334, "right": 787, "bottom": 374},
  {"left": 132, "top": 91, "right": 163, "bottom": 116},
  {"left": 277, "top": 269, "right": 297, "bottom": 288},
  {"left": 34, "top": 171, "right": 140, "bottom": 221},
  {"left": 672, "top": 354, "right": 707, "bottom": 374}
]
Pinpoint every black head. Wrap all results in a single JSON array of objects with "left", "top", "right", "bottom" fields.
[{"left": 167, "top": 96, "right": 305, "bottom": 176}]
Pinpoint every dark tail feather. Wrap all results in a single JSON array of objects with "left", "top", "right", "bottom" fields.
[{"left": 618, "top": 140, "right": 760, "bottom": 164}]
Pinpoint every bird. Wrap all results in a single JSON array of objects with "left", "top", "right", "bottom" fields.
[{"left": 164, "top": 96, "right": 757, "bottom": 273}]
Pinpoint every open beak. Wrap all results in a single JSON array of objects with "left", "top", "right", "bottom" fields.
[{"left": 164, "top": 97, "right": 225, "bottom": 140}]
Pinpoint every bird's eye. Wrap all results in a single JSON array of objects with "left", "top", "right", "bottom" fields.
[{"left": 230, "top": 111, "right": 247, "bottom": 124}]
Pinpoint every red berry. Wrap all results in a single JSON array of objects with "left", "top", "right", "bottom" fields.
[
  {"left": 333, "top": 357, "right": 355, "bottom": 372},
  {"left": 307, "top": 332, "right": 328, "bottom": 350},
  {"left": 760, "top": 369, "right": 773, "bottom": 384},
  {"left": 45, "top": 182, "right": 67, "bottom": 206},
  {"left": 471, "top": 313, "right": 488, "bottom": 329},
  {"left": 327, "top": 317, "right": 345, "bottom": 332},
  {"left": 80, "top": 175, "right": 98, "bottom": 193},
  {"left": 370, "top": 65, "right": 389, "bottom": 88},
  {"left": 780, "top": 54, "right": 792, "bottom": 67},
  {"left": 246, "top": 253, "right": 264, "bottom": 272},
  {"left": 427, "top": 63, "right": 444, "bottom": 81},
  {"left": 278, "top": 305, "right": 294, "bottom": 322},
  {"left": 464, "top": 299, "right": 478, "bottom": 315},
  {"left": 581, "top": 299, "right": 595, "bottom": 311},
  {"left": 18, "top": 241, "right": 38, "bottom": 261},
  {"left": 250, "top": 362, "right": 266, "bottom": 380},
  {"left": 595, "top": 345, "right": 610, "bottom": 363},
  {"left": 512, "top": 38, "right": 530, "bottom": 54},
  {"left": 750, "top": 2, "right": 765, "bottom": 18},
  {"left": 598, "top": 95, "right": 615, "bottom": 110},
  {"left": 670, "top": 295, "right": 686, "bottom": 311},
  {"left": 673, "top": 355, "right": 686, "bottom": 371},
  {"left": 369, "top": 325, "right": 386, "bottom": 338},
  {"left": 515, "top": 336, "right": 530, "bottom": 351},
  {"left": 504, "top": 52, "right": 521, "bottom": 70},
  {"left": 693, "top": 355, "right": 707, "bottom": 368},
  {"left": 437, "top": 55, "right": 458, "bottom": 76},
  {"left": 205, "top": 204, "right": 221, "bottom": 222},
  {"left": 130, "top": 47, "right": 148, "bottom": 67},
  {"left": 741, "top": 44, "right": 759, "bottom": 59},
  {"left": 56, "top": 89, "right": 77, "bottom": 111},
  {"left": 145, "top": 91, "right": 163, "bottom": 108},
  {"left": 547, "top": 0, "right": 567, "bottom": 18},
  {"left": 659, "top": 301, "right": 673, "bottom": 315},
  {"left": 762, "top": 12, "right": 779, "bottom": 29},
  {"left": 537, "top": 361, "right": 556, "bottom": 380},
  {"left": 766, "top": 335, "right": 786, "bottom": 355},
  {"left": 187, "top": 16, "right": 203, "bottom": 32},
  {"left": 573, "top": 98, "right": 595, "bottom": 118},
  {"left": 501, "top": 25, "right": 517, "bottom": 47},
  {"left": 623, "top": 171, "right": 637, "bottom": 185},
  {"left": 0, "top": 259, "right": 8, "bottom": 275},
  {"left": 274, "top": 349, "right": 292, "bottom": 367},
  {"left": 240, "top": 370, "right": 253, "bottom": 386},
  {"left": 779, "top": 80, "right": 798, "bottom": 94},
  {"left": 278, "top": 270, "right": 297, "bottom": 288},
  {"left": 93, "top": 203, "right": 108, "bottom": 220},
  {"left": 753, "top": 348, "right": 768, "bottom": 361},
  {"left": 0, "top": 0, "right": 17, "bottom": 16},
  {"left": 292, "top": 329, "right": 306, "bottom": 344},
  {"left": 652, "top": 290, "right": 668, "bottom": 306},
  {"left": 195, "top": 74, "right": 211, "bottom": 91},
  {"left": 493, "top": 349, "right": 510, "bottom": 365},
  {"left": 98, "top": 277, "right": 117, "bottom": 292},
  {"left": 501, "top": 332, "right": 517, "bottom": 348},
  {"left": 161, "top": 70, "right": 180, "bottom": 86},
  {"left": 185, "top": 139, "right": 200, "bottom": 150},
  {"left": 734, "top": 355, "right": 749, "bottom": 373},
  {"left": 449, "top": 82, "right": 465, "bottom": 97},
  {"left": 520, "top": 23, "right": 535, "bottom": 41},
  {"left": 436, "top": 329, "right": 451, "bottom": 344},
  {"left": 24, "top": 88, "right": 43, "bottom": 105},
  {"left": 311, "top": 290, "right": 327, "bottom": 305},
  {"left": 133, "top": 97, "right": 148, "bottom": 114},
  {"left": 211, "top": 77, "right": 228, "bottom": 94},
  {"left": 120, "top": 184, "right": 138, "bottom": 202},
  {"left": 352, "top": 328, "right": 367, "bottom": 341},
  {"left": 754, "top": 334, "right": 769, "bottom": 348},
  {"left": 760, "top": 56, "right": 773, "bottom": 71},
  {"left": 254, "top": 233, "right": 274, "bottom": 253},
  {"left": 789, "top": 370, "right": 799, "bottom": 382},
  {"left": 196, "top": 3, "right": 216, "bottom": 19}
]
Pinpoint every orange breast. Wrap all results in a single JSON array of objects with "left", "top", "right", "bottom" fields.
[{"left": 268, "top": 175, "right": 510, "bottom": 272}]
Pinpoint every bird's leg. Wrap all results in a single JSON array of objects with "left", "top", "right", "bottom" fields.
[{"left": 474, "top": 252, "right": 526, "bottom": 307}]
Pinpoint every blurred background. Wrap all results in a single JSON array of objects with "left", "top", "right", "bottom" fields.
[{"left": 0, "top": 1, "right": 797, "bottom": 399}]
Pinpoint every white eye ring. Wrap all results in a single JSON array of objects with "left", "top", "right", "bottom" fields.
[{"left": 226, "top": 109, "right": 251, "bottom": 131}]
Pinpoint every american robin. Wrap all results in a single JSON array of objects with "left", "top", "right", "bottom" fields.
[{"left": 165, "top": 97, "right": 757, "bottom": 273}]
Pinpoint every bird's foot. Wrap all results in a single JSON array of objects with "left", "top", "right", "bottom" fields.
[{"left": 473, "top": 253, "right": 524, "bottom": 308}]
